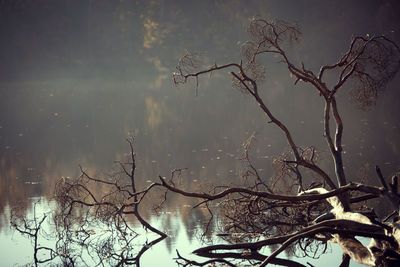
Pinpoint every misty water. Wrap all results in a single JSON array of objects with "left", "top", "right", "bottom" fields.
[{"left": 1, "top": 1, "right": 400, "bottom": 266}]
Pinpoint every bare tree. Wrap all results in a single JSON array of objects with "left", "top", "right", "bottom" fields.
[
  {"left": 11, "top": 138, "right": 169, "bottom": 266},
  {"left": 53, "top": 138, "right": 168, "bottom": 266},
  {"left": 168, "top": 17, "right": 400, "bottom": 266},
  {"left": 10, "top": 17, "right": 400, "bottom": 267}
]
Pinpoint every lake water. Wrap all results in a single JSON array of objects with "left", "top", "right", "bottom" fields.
[
  {"left": 0, "top": 62, "right": 396, "bottom": 267},
  {"left": 1, "top": 1, "right": 400, "bottom": 266},
  {"left": 0, "top": 76, "right": 397, "bottom": 265},
  {"left": 0, "top": 195, "right": 367, "bottom": 266}
]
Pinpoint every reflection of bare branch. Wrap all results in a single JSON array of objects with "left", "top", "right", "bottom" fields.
[
  {"left": 175, "top": 249, "right": 237, "bottom": 267},
  {"left": 11, "top": 202, "right": 57, "bottom": 266}
]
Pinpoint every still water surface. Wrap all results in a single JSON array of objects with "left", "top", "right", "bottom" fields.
[
  {"left": 0, "top": 194, "right": 366, "bottom": 266},
  {"left": 1, "top": 1, "right": 400, "bottom": 265},
  {"left": 0, "top": 77, "right": 392, "bottom": 267}
]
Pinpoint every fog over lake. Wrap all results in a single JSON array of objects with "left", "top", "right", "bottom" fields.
[{"left": 1, "top": 1, "right": 400, "bottom": 266}]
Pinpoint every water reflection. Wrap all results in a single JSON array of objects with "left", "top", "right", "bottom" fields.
[
  {"left": 3, "top": 187, "right": 222, "bottom": 267},
  {"left": 2, "top": 197, "right": 367, "bottom": 267}
]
